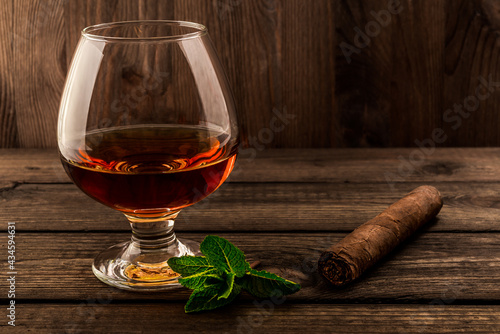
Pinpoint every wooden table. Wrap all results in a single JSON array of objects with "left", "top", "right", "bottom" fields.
[{"left": 1, "top": 148, "right": 499, "bottom": 333}]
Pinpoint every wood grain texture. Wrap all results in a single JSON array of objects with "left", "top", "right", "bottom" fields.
[
  {"left": 0, "top": 0, "right": 17, "bottom": 148},
  {"left": 3, "top": 148, "right": 500, "bottom": 186},
  {"left": 3, "top": 232, "right": 500, "bottom": 301},
  {"left": 12, "top": 0, "right": 66, "bottom": 148},
  {"left": 6, "top": 0, "right": 500, "bottom": 147},
  {"left": 65, "top": 0, "right": 175, "bottom": 63},
  {"left": 4, "top": 148, "right": 500, "bottom": 233},
  {"left": 283, "top": 0, "right": 335, "bottom": 147},
  {"left": 2, "top": 304, "right": 499, "bottom": 333},
  {"left": 3, "top": 182, "right": 500, "bottom": 233},
  {"left": 443, "top": 0, "right": 500, "bottom": 147},
  {"left": 334, "top": 0, "right": 393, "bottom": 147},
  {"left": 0, "top": 147, "right": 499, "bottom": 332},
  {"left": 390, "top": 0, "right": 446, "bottom": 147},
  {"left": 174, "top": 0, "right": 286, "bottom": 148}
]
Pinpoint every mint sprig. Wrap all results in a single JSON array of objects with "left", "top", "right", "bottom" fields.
[{"left": 167, "top": 235, "right": 301, "bottom": 313}]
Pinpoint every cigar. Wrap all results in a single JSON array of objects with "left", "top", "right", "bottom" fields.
[{"left": 318, "top": 185, "right": 443, "bottom": 286}]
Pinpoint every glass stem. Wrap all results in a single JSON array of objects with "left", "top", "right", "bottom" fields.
[
  {"left": 92, "top": 210, "right": 200, "bottom": 289},
  {"left": 126, "top": 211, "right": 180, "bottom": 250}
]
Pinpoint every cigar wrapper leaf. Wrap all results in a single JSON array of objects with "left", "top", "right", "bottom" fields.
[{"left": 318, "top": 185, "right": 443, "bottom": 286}]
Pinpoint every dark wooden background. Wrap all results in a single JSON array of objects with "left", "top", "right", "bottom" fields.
[{"left": 2, "top": 0, "right": 500, "bottom": 148}]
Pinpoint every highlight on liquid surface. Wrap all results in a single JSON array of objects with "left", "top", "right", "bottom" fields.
[{"left": 60, "top": 125, "right": 238, "bottom": 215}]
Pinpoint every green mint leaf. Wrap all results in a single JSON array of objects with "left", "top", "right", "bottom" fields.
[
  {"left": 238, "top": 268, "right": 301, "bottom": 298},
  {"left": 178, "top": 268, "right": 222, "bottom": 290},
  {"left": 167, "top": 256, "right": 214, "bottom": 277},
  {"left": 218, "top": 272, "right": 236, "bottom": 300},
  {"left": 185, "top": 283, "right": 241, "bottom": 313},
  {"left": 200, "top": 235, "right": 247, "bottom": 277},
  {"left": 169, "top": 235, "right": 300, "bottom": 313}
]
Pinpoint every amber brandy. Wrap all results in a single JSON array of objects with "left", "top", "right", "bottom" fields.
[{"left": 61, "top": 125, "right": 237, "bottom": 215}]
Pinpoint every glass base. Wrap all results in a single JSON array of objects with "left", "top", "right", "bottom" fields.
[{"left": 92, "top": 237, "right": 201, "bottom": 291}]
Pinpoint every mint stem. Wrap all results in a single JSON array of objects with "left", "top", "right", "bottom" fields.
[{"left": 249, "top": 260, "right": 261, "bottom": 269}]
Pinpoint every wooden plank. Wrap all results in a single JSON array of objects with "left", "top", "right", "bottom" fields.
[
  {"left": 283, "top": 0, "right": 335, "bottom": 147},
  {"left": 174, "top": 0, "right": 284, "bottom": 148},
  {"left": 3, "top": 304, "right": 499, "bottom": 333},
  {"left": 390, "top": 0, "right": 445, "bottom": 146},
  {"left": 0, "top": 0, "right": 18, "bottom": 148},
  {"left": 60, "top": 0, "right": 335, "bottom": 150},
  {"left": 0, "top": 149, "right": 70, "bottom": 189},
  {"left": 334, "top": 0, "right": 393, "bottom": 147},
  {"left": 4, "top": 232, "right": 500, "bottom": 301},
  {"left": 12, "top": 0, "right": 66, "bottom": 147},
  {"left": 8, "top": 1, "right": 500, "bottom": 149},
  {"left": 2, "top": 182, "right": 500, "bottom": 232},
  {"left": 444, "top": 0, "right": 500, "bottom": 146},
  {"left": 65, "top": 0, "right": 176, "bottom": 65},
  {"left": 2, "top": 148, "right": 500, "bottom": 185},
  {"left": 171, "top": 0, "right": 240, "bottom": 128}
]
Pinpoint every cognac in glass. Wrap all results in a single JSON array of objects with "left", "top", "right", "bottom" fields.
[{"left": 58, "top": 21, "right": 238, "bottom": 290}]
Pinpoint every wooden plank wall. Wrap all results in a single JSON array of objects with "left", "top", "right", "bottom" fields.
[{"left": 2, "top": 0, "right": 500, "bottom": 148}]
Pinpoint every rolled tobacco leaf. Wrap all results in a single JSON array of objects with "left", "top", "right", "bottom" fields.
[{"left": 318, "top": 185, "right": 443, "bottom": 286}]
